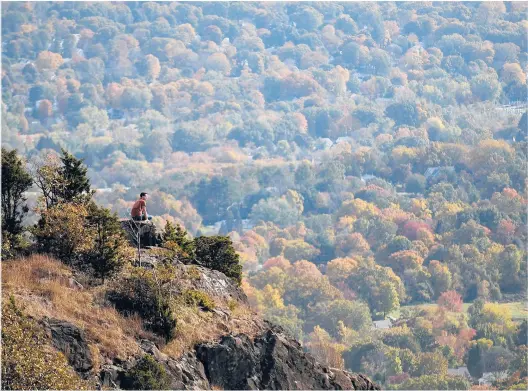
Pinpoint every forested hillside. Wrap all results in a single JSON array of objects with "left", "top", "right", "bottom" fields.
[{"left": 2, "top": 2, "right": 527, "bottom": 389}]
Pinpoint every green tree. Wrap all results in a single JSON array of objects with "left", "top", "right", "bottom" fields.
[
  {"left": 161, "top": 221, "right": 195, "bottom": 259},
  {"left": 467, "top": 338, "right": 493, "bottom": 378},
  {"left": 348, "top": 265, "right": 405, "bottom": 317},
  {"left": 58, "top": 148, "right": 93, "bottom": 204},
  {"left": 1, "top": 148, "right": 32, "bottom": 234},
  {"left": 385, "top": 101, "right": 422, "bottom": 127},
  {"left": 1, "top": 148, "right": 32, "bottom": 256},
  {"left": 107, "top": 267, "right": 177, "bottom": 341},
  {"left": 193, "top": 235, "right": 243, "bottom": 285},
  {"left": 84, "top": 202, "right": 130, "bottom": 282},
  {"left": 121, "top": 355, "right": 171, "bottom": 390}
]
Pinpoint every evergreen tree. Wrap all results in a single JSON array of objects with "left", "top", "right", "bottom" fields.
[
  {"left": 193, "top": 235, "right": 243, "bottom": 285},
  {"left": 59, "top": 148, "right": 94, "bottom": 204},
  {"left": 1, "top": 148, "right": 32, "bottom": 236},
  {"left": 161, "top": 221, "right": 195, "bottom": 260},
  {"left": 84, "top": 203, "right": 129, "bottom": 282}
]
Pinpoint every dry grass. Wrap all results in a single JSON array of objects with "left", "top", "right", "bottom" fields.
[
  {"left": 162, "top": 297, "right": 264, "bottom": 359},
  {"left": 2, "top": 255, "right": 152, "bottom": 362},
  {"left": 3, "top": 254, "right": 267, "bottom": 369}
]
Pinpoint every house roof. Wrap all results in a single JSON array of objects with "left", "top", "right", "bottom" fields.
[{"left": 373, "top": 319, "right": 392, "bottom": 329}]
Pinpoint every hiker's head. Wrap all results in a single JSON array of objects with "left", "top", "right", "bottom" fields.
[{"left": 140, "top": 192, "right": 148, "bottom": 200}]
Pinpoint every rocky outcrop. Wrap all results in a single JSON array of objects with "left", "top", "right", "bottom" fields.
[
  {"left": 170, "top": 262, "right": 249, "bottom": 305},
  {"left": 119, "top": 219, "right": 161, "bottom": 248},
  {"left": 43, "top": 318, "right": 93, "bottom": 378},
  {"left": 36, "top": 248, "right": 378, "bottom": 390},
  {"left": 97, "top": 326, "right": 379, "bottom": 390},
  {"left": 196, "top": 327, "right": 380, "bottom": 390}
]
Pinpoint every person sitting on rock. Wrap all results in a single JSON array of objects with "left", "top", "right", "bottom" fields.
[{"left": 131, "top": 192, "right": 152, "bottom": 221}]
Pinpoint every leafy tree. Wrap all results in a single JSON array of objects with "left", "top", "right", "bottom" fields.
[
  {"left": 467, "top": 338, "right": 494, "bottom": 378},
  {"left": 32, "top": 202, "right": 92, "bottom": 264},
  {"left": 193, "top": 235, "right": 243, "bottom": 285},
  {"left": 385, "top": 101, "right": 422, "bottom": 127},
  {"left": 307, "top": 299, "right": 372, "bottom": 337},
  {"left": 414, "top": 351, "right": 448, "bottom": 377},
  {"left": 437, "top": 290, "right": 463, "bottom": 312},
  {"left": 193, "top": 177, "right": 237, "bottom": 225},
  {"left": 348, "top": 265, "right": 405, "bottom": 317},
  {"left": 305, "top": 326, "right": 346, "bottom": 369}
]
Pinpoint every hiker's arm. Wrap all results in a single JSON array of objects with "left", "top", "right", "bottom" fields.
[{"left": 143, "top": 204, "right": 148, "bottom": 218}]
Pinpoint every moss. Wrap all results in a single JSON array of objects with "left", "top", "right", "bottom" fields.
[
  {"left": 121, "top": 354, "right": 171, "bottom": 390},
  {"left": 183, "top": 289, "right": 216, "bottom": 311}
]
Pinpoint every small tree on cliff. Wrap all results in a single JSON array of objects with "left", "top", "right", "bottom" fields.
[
  {"left": 1, "top": 148, "right": 32, "bottom": 257},
  {"left": 1, "top": 148, "right": 32, "bottom": 236},
  {"left": 85, "top": 203, "right": 131, "bottom": 282},
  {"left": 31, "top": 149, "right": 94, "bottom": 209},
  {"left": 193, "top": 235, "right": 242, "bottom": 285},
  {"left": 58, "top": 148, "right": 94, "bottom": 204},
  {"left": 161, "top": 221, "right": 194, "bottom": 260}
]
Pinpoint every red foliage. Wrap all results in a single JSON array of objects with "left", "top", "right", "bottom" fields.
[
  {"left": 495, "top": 219, "right": 516, "bottom": 244},
  {"left": 437, "top": 290, "right": 463, "bottom": 312},
  {"left": 387, "top": 373, "right": 410, "bottom": 385},
  {"left": 401, "top": 220, "right": 432, "bottom": 240},
  {"left": 263, "top": 256, "right": 291, "bottom": 271}
]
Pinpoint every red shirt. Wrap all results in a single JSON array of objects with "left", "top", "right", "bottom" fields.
[{"left": 131, "top": 199, "right": 146, "bottom": 217}]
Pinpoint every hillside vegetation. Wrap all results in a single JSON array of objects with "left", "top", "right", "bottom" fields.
[{"left": 1, "top": 1, "right": 527, "bottom": 390}]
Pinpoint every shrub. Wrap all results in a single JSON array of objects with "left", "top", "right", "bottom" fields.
[
  {"left": 2, "top": 297, "right": 87, "bottom": 390},
  {"left": 121, "top": 355, "right": 171, "bottom": 390},
  {"left": 193, "top": 236, "right": 243, "bottom": 285},
  {"left": 183, "top": 289, "right": 215, "bottom": 311},
  {"left": 107, "top": 268, "right": 176, "bottom": 341},
  {"left": 161, "top": 221, "right": 195, "bottom": 260}
]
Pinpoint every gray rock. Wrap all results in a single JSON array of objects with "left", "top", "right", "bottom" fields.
[
  {"left": 119, "top": 219, "right": 161, "bottom": 248},
  {"left": 196, "top": 328, "right": 380, "bottom": 390},
  {"left": 170, "top": 263, "right": 248, "bottom": 305},
  {"left": 43, "top": 318, "right": 93, "bottom": 377}
]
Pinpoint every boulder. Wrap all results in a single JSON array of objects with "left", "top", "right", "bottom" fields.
[
  {"left": 43, "top": 318, "right": 93, "bottom": 377},
  {"left": 170, "top": 263, "right": 249, "bottom": 305},
  {"left": 119, "top": 219, "right": 161, "bottom": 248}
]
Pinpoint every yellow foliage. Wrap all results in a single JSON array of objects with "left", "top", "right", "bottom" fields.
[
  {"left": 326, "top": 257, "right": 359, "bottom": 285},
  {"left": 2, "top": 298, "right": 89, "bottom": 390}
]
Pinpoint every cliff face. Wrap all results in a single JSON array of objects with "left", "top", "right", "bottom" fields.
[{"left": 3, "top": 252, "right": 379, "bottom": 390}]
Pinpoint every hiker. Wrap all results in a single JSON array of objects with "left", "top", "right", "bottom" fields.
[{"left": 131, "top": 192, "right": 152, "bottom": 221}]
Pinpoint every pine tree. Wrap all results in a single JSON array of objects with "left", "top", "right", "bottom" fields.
[
  {"left": 85, "top": 203, "right": 129, "bottom": 282},
  {"left": 161, "top": 221, "right": 194, "bottom": 260},
  {"left": 1, "top": 148, "right": 33, "bottom": 236},
  {"left": 59, "top": 148, "right": 94, "bottom": 204},
  {"left": 193, "top": 235, "right": 242, "bottom": 285}
]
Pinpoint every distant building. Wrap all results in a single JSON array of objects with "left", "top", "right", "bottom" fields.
[
  {"left": 373, "top": 319, "right": 393, "bottom": 329},
  {"left": 424, "top": 166, "right": 455, "bottom": 181},
  {"left": 448, "top": 367, "right": 471, "bottom": 380},
  {"left": 478, "top": 371, "right": 509, "bottom": 386}
]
